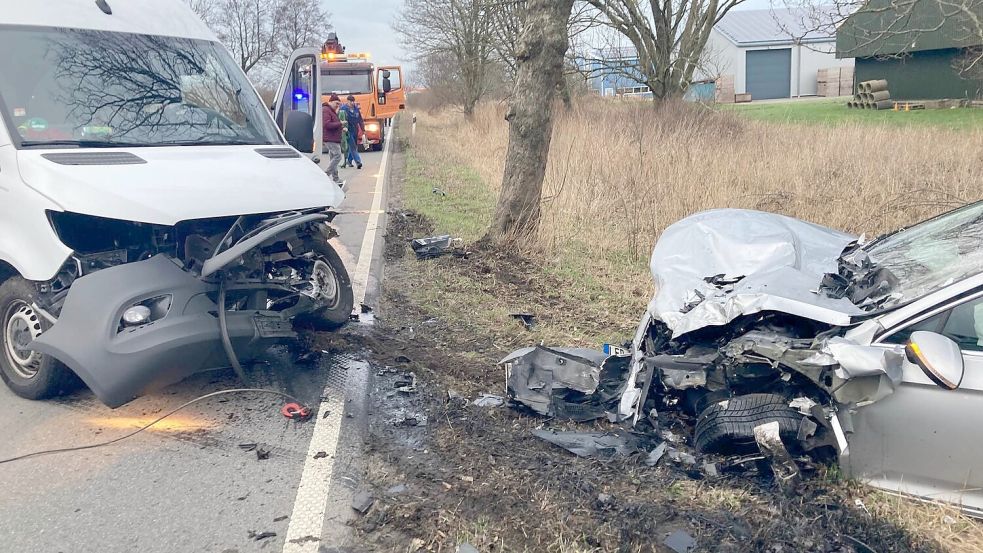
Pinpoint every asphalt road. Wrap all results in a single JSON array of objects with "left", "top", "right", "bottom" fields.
[{"left": 0, "top": 143, "right": 393, "bottom": 553}]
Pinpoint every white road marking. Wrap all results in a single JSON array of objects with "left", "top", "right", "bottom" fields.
[
  {"left": 350, "top": 138, "right": 391, "bottom": 307},
  {"left": 282, "top": 136, "right": 392, "bottom": 553}
]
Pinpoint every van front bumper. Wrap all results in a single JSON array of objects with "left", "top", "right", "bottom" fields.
[{"left": 29, "top": 255, "right": 294, "bottom": 408}]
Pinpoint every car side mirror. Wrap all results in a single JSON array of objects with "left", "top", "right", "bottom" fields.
[
  {"left": 284, "top": 110, "right": 315, "bottom": 154},
  {"left": 905, "top": 331, "right": 965, "bottom": 390}
]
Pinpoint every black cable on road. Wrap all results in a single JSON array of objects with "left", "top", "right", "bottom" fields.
[{"left": 0, "top": 388, "right": 307, "bottom": 466}]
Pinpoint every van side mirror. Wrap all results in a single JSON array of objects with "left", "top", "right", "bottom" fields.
[
  {"left": 284, "top": 110, "right": 315, "bottom": 153},
  {"left": 905, "top": 331, "right": 965, "bottom": 390}
]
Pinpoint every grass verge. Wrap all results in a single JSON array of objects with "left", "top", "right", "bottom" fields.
[{"left": 724, "top": 97, "right": 983, "bottom": 129}]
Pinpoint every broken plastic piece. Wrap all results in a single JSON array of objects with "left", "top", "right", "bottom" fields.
[
  {"left": 351, "top": 491, "right": 375, "bottom": 514},
  {"left": 411, "top": 235, "right": 457, "bottom": 259},
  {"left": 645, "top": 442, "right": 668, "bottom": 466},
  {"left": 664, "top": 529, "right": 697, "bottom": 553},
  {"left": 510, "top": 312, "right": 537, "bottom": 329},
  {"left": 473, "top": 394, "right": 504, "bottom": 407}
]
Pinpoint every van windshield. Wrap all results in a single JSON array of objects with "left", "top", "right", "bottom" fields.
[{"left": 0, "top": 27, "right": 281, "bottom": 148}]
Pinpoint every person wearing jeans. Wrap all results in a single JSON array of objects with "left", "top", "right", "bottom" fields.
[
  {"left": 322, "top": 94, "right": 344, "bottom": 185},
  {"left": 340, "top": 95, "right": 364, "bottom": 169}
]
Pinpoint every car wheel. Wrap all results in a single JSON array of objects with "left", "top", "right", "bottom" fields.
[
  {"left": 0, "top": 277, "right": 77, "bottom": 399},
  {"left": 694, "top": 393, "right": 803, "bottom": 454},
  {"left": 293, "top": 241, "right": 354, "bottom": 331}
]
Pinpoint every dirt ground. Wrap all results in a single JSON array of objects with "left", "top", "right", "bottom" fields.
[{"left": 311, "top": 150, "right": 963, "bottom": 552}]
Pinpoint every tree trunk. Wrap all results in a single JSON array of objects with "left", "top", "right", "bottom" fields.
[{"left": 486, "top": 0, "right": 576, "bottom": 241}]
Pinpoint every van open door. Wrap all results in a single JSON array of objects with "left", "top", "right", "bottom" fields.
[
  {"left": 376, "top": 65, "right": 405, "bottom": 120},
  {"left": 272, "top": 48, "right": 323, "bottom": 159}
]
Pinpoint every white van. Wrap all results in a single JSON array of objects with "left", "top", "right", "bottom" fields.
[{"left": 0, "top": 1, "right": 352, "bottom": 407}]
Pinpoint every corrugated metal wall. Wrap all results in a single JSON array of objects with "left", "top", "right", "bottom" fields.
[{"left": 856, "top": 49, "right": 983, "bottom": 99}]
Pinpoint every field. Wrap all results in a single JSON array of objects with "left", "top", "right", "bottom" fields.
[
  {"left": 351, "top": 100, "right": 983, "bottom": 552},
  {"left": 724, "top": 97, "right": 983, "bottom": 129}
]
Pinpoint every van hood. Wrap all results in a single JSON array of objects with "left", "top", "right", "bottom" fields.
[{"left": 16, "top": 146, "right": 345, "bottom": 225}]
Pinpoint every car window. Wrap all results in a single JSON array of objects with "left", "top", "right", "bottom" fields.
[
  {"left": 942, "top": 298, "right": 983, "bottom": 352},
  {"left": 883, "top": 296, "right": 983, "bottom": 352}
]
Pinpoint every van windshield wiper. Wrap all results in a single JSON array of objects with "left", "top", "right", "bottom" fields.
[{"left": 20, "top": 139, "right": 146, "bottom": 149}]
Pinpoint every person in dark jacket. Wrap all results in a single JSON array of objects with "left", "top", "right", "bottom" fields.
[
  {"left": 339, "top": 95, "right": 364, "bottom": 169},
  {"left": 322, "top": 94, "right": 344, "bottom": 185}
]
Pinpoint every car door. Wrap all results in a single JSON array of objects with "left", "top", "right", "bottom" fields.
[
  {"left": 271, "top": 48, "right": 322, "bottom": 158},
  {"left": 844, "top": 288, "right": 983, "bottom": 513}
]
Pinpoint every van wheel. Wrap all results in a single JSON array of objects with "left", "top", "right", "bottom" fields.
[
  {"left": 0, "top": 277, "right": 77, "bottom": 399},
  {"left": 694, "top": 394, "right": 803, "bottom": 455},
  {"left": 293, "top": 242, "right": 354, "bottom": 331}
]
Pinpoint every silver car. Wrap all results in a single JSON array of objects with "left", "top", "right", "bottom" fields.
[{"left": 623, "top": 201, "right": 983, "bottom": 513}]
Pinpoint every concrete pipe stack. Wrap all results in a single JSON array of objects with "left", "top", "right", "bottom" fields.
[{"left": 847, "top": 80, "right": 893, "bottom": 109}]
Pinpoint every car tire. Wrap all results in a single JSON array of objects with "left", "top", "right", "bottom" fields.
[
  {"left": 0, "top": 277, "right": 78, "bottom": 400},
  {"left": 694, "top": 393, "right": 803, "bottom": 454},
  {"left": 293, "top": 241, "right": 354, "bottom": 331}
]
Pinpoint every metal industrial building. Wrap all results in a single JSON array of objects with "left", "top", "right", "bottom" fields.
[
  {"left": 836, "top": 0, "right": 983, "bottom": 99},
  {"left": 703, "top": 7, "right": 853, "bottom": 99},
  {"left": 586, "top": 6, "right": 853, "bottom": 100}
]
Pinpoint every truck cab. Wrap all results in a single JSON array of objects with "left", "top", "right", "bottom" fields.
[{"left": 318, "top": 33, "right": 405, "bottom": 151}]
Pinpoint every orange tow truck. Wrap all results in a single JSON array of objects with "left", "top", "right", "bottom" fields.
[{"left": 320, "top": 33, "right": 405, "bottom": 151}]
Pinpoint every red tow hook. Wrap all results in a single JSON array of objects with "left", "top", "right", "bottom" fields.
[{"left": 281, "top": 402, "right": 312, "bottom": 421}]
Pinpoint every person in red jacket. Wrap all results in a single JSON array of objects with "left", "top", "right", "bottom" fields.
[{"left": 322, "top": 94, "right": 344, "bottom": 186}]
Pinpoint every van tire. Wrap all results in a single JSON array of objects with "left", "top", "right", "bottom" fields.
[
  {"left": 694, "top": 394, "right": 803, "bottom": 454},
  {"left": 293, "top": 241, "right": 354, "bottom": 331},
  {"left": 0, "top": 277, "right": 78, "bottom": 400}
]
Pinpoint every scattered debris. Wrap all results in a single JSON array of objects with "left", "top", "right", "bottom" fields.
[
  {"left": 394, "top": 372, "right": 418, "bottom": 393},
  {"left": 502, "top": 346, "right": 630, "bottom": 421},
  {"left": 509, "top": 312, "right": 537, "bottom": 330},
  {"left": 248, "top": 531, "right": 277, "bottom": 541},
  {"left": 663, "top": 529, "right": 697, "bottom": 553},
  {"left": 411, "top": 235, "right": 458, "bottom": 259},
  {"left": 645, "top": 442, "right": 668, "bottom": 467},
  {"left": 456, "top": 543, "right": 479, "bottom": 553},
  {"left": 473, "top": 394, "right": 504, "bottom": 408},
  {"left": 432, "top": 187, "right": 447, "bottom": 197},
  {"left": 256, "top": 446, "right": 271, "bottom": 461},
  {"left": 386, "top": 484, "right": 407, "bottom": 495},
  {"left": 313, "top": 451, "right": 329, "bottom": 460},
  {"left": 753, "top": 422, "right": 800, "bottom": 489},
  {"left": 238, "top": 443, "right": 257, "bottom": 452},
  {"left": 531, "top": 429, "right": 651, "bottom": 458},
  {"left": 273, "top": 515, "right": 288, "bottom": 522},
  {"left": 351, "top": 491, "right": 375, "bottom": 514},
  {"left": 667, "top": 448, "right": 697, "bottom": 465}
]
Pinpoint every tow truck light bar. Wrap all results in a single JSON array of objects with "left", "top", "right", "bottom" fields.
[{"left": 320, "top": 52, "right": 371, "bottom": 61}]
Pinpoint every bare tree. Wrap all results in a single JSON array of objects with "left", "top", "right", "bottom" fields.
[
  {"left": 584, "top": 0, "right": 748, "bottom": 99},
  {"left": 487, "top": 0, "right": 577, "bottom": 241},
  {"left": 276, "top": 0, "right": 332, "bottom": 55},
  {"left": 394, "top": 0, "right": 496, "bottom": 117},
  {"left": 187, "top": 0, "right": 331, "bottom": 75}
]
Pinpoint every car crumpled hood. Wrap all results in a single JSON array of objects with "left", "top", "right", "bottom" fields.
[
  {"left": 648, "top": 209, "right": 866, "bottom": 338},
  {"left": 16, "top": 146, "right": 345, "bottom": 225}
]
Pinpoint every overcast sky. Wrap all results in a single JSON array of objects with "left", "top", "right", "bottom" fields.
[
  {"left": 323, "top": 0, "right": 783, "bottom": 81},
  {"left": 326, "top": 0, "right": 406, "bottom": 69}
]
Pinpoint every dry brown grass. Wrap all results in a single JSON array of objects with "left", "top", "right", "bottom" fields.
[{"left": 414, "top": 98, "right": 983, "bottom": 263}]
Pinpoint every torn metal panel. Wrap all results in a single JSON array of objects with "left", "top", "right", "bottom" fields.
[
  {"left": 503, "top": 346, "right": 629, "bottom": 421},
  {"left": 531, "top": 429, "right": 648, "bottom": 458},
  {"left": 646, "top": 209, "right": 863, "bottom": 338}
]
